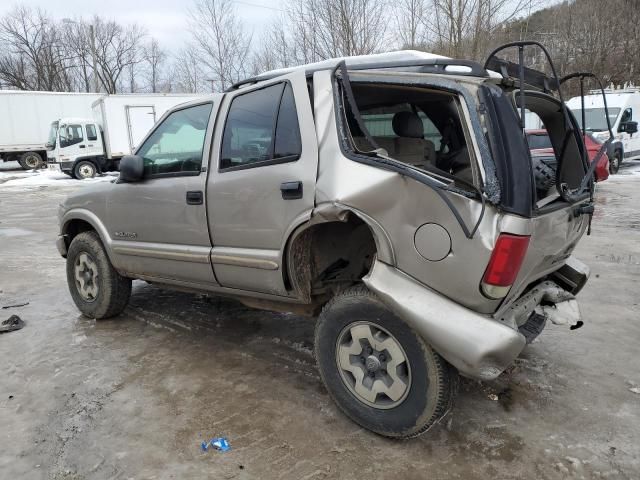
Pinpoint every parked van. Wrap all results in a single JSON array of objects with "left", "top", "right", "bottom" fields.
[{"left": 567, "top": 87, "right": 640, "bottom": 173}]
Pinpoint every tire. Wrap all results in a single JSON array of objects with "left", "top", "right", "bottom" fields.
[
  {"left": 74, "top": 160, "right": 97, "bottom": 179},
  {"left": 609, "top": 150, "right": 621, "bottom": 174},
  {"left": 314, "top": 285, "right": 457, "bottom": 438},
  {"left": 66, "top": 231, "right": 131, "bottom": 319},
  {"left": 18, "top": 151, "right": 43, "bottom": 170}
]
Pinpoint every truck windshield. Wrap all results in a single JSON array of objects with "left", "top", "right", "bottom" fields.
[
  {"left": 570, "top": 107, "right": 620, "bottom": 132},
  {"left": 48, "top": 121, "right": 59, "bottom": 148}
]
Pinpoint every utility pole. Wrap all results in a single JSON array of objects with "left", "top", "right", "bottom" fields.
[
  {"left": 63, "top": 18, "right": 99, "bottom": 93},
  {"left": 89, "top": 24, "right": 99, "bottom": 93}
]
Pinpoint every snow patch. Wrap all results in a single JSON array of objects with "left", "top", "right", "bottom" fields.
[{"left": 0, "top": 167, "right": 117, "bottom": 188}]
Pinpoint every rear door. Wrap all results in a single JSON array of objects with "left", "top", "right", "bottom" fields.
[
  {"left": 126, "top": 105, "right": 156, "bottom": 152},
  {"left": 206, "top": 70, "right": 318, "bottom": 295}
]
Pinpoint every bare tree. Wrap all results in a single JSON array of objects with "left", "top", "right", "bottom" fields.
[
  {"left": 173, "top": 46, "right": 204, "bottom": 93},
  {"left": 188, "top": 0, "right": 252, "bottom": 91},
  {"left": 251, "top": 17, "right": 298, "bottom": 75},
  {"left": 144, "top": 38, "right": 166, "bottom": 93},
  {"left": 0, "top": 6, "right": 73, "bottom": 91},
  {"left": 286, "top": 0, "right": 388, "bottom": 60},
  {"left": 425, "top": 0, "right": 539, "bottom": 59},
  {"left": 394, "top": 0, "right": 428, "bottom": 49},
  {"left": 90, "top": 16, "right": 146, "bottom": 94}
]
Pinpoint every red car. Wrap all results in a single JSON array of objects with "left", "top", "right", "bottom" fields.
[{"left": 526, "top": 129, "right": 609, "bottom": 182}]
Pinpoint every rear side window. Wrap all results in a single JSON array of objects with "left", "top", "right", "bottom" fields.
[
  {"left": 220, "top": 82, "right": 301, "bottom": 170},
  {"left": 86, "top": 124, "right": 98, "bottom": 141},
  {"left": 136, "top": 103, "right": 213, "bottom": 177}
]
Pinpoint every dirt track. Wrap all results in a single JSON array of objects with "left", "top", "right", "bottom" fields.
[{"left": 1, "top": 163, "right": 639, "bottom": 479}]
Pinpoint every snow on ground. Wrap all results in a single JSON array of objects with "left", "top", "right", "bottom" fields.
[
  {"left": 0, "top": 163, "right": 117, "bottom": 189},
  {"left": 610, "top": 158, "right": 640, "bottom": 180}
]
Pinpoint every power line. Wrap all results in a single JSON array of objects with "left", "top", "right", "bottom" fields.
[{"left": 231, "top": 0, "right": 286, "bottom": 13}]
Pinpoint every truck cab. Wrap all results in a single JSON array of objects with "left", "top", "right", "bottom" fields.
[{"left": 47, "top": 118, "right": 108, "bottom": 179}]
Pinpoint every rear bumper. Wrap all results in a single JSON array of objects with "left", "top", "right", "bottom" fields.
[
  {"left": 364, "top": 260, "right": 526, "bottom": 380},
  {"left": 364, "top": 260, "right": 584, "bottom": 381}
]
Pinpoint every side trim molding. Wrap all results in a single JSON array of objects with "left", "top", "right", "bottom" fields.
[{"left": 210, "top": 247, "right": 280, "bottom": 270}]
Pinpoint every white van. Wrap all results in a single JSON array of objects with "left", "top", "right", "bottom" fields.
[{"left": 566, "top": 87, "right": 640, "bottom": 173}]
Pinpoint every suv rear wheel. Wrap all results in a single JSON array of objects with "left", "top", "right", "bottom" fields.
[
  {"left": 66, "top": 231, "right": 131, "bottom": 319},
  {"left": 314, "top": 285, "right": 457, "bottom": 438}
]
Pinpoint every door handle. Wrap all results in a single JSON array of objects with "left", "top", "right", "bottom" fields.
[
  {"left": 79, "top": 145, "right": 86, "bottom": 148},
  {"left": 186, "top": 191, "right": 203, "bottom": 205},
  {"left": 280, "top": 181, "right": 303, "bottom": 200}
]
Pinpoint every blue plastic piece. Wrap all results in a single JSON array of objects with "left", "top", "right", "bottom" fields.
[{"left": 200, "top": 437, "right": 230, "bottom": 452}]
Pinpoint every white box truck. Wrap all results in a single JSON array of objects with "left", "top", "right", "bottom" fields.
[
  {"left": 46, "top": 93, "right": 201, "bottom": 178},
  {"left": 566, "top": 86, "right": 640, "bottom": 173},
  {"left": 0, "top": 90, "right": 103, "bottom": 170}
]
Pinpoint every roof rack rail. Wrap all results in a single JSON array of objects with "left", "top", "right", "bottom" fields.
[{"left": 227, "top": 58, "right": 489, "bottom": 91}]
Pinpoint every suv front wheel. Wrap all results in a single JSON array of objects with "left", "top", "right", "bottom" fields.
[
  {"left": 66, "top": 231, "right": 132, "bottom": 319},
  {"left": 314, "top": 285, "right": 457, "bottom": 438}
]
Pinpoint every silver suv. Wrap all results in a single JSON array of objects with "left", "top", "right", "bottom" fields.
[{"left": 57, "top": 42, "right": 603, "bottom": 438}]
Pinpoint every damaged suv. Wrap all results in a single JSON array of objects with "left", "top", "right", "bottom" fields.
[{"left": 57, "top": 42, "right": 608, "bottom": 438}]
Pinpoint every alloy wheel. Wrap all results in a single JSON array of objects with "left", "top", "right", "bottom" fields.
[
  {"left": 74, "top": 252, "right": 99, "bottom": 302},
  {"left": 335, "top": 321, "right": 411, "bottom": 409}
]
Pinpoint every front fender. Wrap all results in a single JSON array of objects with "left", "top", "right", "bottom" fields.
[{"left": 60, "top": 208, "right": 114, "bottom": 260}]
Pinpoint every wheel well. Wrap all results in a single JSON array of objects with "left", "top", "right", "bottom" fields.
[
  {"left": 64, "top": 219, "right": 96, "bottom": 244},
  {"left": 286, "top": 214, "right": 377, "bottom": 302}
]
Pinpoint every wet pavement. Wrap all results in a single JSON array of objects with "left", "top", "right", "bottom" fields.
[{"left": 1, "top": 163, "right": 639, "bottom": 479}]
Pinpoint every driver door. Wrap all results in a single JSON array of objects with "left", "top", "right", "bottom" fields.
[{"left": 105, "top": 101, "right": 220, "bottom": 286}]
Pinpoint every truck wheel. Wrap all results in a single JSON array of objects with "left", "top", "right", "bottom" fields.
[
  {"left": 314, "top": 285, "right": 457, "bottom": 438},
  {"left": 66, "top": 231, "right": 131, "bottom": 319},
  {"left": 18, "top": 151, "right": 43, "bottom": 170},
  {"left": 609, "top": 150, "right": 621, "bottom": 174},
  {"left": 74, "top": 161, "right": 97, "bottom": 179}
]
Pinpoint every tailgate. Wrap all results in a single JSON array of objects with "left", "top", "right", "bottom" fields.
[{"left": 504, "top": 204, "right": 588, "bottom": 304}]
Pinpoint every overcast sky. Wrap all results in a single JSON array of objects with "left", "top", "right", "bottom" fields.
[{"left": 0, "top": 0, "right": 284, "bottom": 53}]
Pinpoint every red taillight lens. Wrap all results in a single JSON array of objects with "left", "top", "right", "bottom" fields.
[{"left": 481, "top": 234, "right": 530, "bottom": 299}]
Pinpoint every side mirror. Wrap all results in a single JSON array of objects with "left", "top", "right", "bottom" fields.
[
  {"left": 118, "top": 155, "right": 144, "bottom": 183},
  {"left": 622, "top": 121, "right": 639, "bottom": 134}
]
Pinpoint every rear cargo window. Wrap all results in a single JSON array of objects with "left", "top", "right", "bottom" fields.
[
  {"left": 342, "top": 83, "right": 477, "bottom": 190},
  {"left": 517, "top": 92, "right": 587, "bottom": 207}
]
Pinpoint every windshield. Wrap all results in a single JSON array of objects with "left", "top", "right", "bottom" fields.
[
  {"left": 48, "top": 121, "right": 58, "bottom": 148},
  {"left": 571, "top": 107, "right": 620, "bottom": 132}
]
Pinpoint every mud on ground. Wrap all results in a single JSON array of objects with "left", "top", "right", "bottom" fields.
[{"left": 1, "top": 163, "right": 639, "bottom": 479}]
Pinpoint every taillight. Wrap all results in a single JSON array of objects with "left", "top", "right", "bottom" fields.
[{"left": 481, "top": 234, "right": 530, "bottom": 299}]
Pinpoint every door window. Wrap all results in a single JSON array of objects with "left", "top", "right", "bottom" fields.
[
  {"left": 86, "top": 124, "right": 98, "bottom": 141},
  {"left": 619, "top": 108, "right": 633, "bottom": 133},
  {"left": 220, "top": 82, "right": 301, "bottom": 170},
  {"left": 136, "top": 103, "right": 213, "bottom": 177},
  {"left": 59, "top": 124, "right": 84, "bottom": 147}
]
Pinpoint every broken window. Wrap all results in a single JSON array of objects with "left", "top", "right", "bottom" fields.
[
  {"left": 517, "top": 91, "right": 586, "bottom": 208},
  {"left": 342, "top": 83, "right": 478, "bottom": 189}
]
